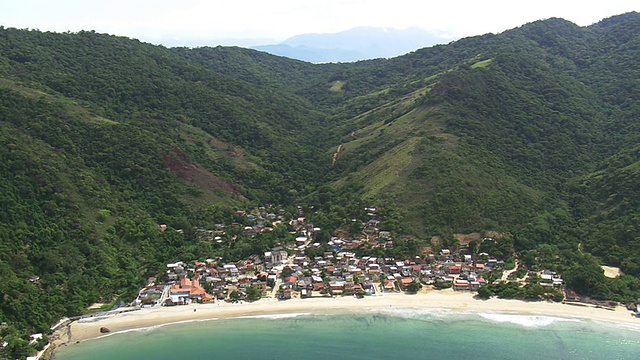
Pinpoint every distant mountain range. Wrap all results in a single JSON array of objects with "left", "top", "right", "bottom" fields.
[{"left": 251, "top": 26, "right": 452, "bottom": 63}]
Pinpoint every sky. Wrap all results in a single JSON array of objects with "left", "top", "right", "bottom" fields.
[{"left": 1, "top": 0, "right": 638, "bottom": 47}]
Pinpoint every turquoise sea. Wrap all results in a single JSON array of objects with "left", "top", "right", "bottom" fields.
[{"left": 53, "top": 309, "right": 640, "bottom": 360}]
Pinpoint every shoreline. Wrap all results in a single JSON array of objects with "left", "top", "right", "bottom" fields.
[{"left": 50, "top": 290, "right": 640, "bottom": 353}]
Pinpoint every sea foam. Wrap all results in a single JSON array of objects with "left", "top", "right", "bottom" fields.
[
  {"left": 478, "top": 313, "right": 581, "bottom": 327},
  {"left": 233, "top": 312, "right": 311, "bottom": 320},
  {"left": 370, "top": 307, "right": 455, "bottom": 321},
  {"left": 91, "top": 317, "right": 221, "bottom": 341}
]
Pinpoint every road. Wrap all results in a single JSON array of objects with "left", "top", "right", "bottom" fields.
[
  {"left": 155, "top": 284, "right": 170, "bottom": 307},
  {"left": 270, "top": 278, "right": 282, "bottom": 298},
  {"left": 500, "top": 259, "right": 520, "bottom": 281}
]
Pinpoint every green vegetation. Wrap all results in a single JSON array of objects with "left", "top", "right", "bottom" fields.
[
  {"left": 470, "top": 58, "right": 492, "bottom": 69},
  {"left": 0, "top": 12, "right": 639, "bottom": 358},
  {"left": 246, "top": 285, "right": 262, "bottom": 302},
  {"left": 405, "top": 281, "right": 423, "bottom": 293}
]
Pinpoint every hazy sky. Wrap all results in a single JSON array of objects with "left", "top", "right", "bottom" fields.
[{"left": 1, "top": 0, "right": 637, "bottom": 46}]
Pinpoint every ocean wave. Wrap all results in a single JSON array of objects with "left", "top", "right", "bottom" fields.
[
  {"left": 477, "top": 313, "right": 581, "bottom": 327},
  {"left": 233, "top": 312, "right": 311, "bottom": 320},
  {"left": 370, "top": 307, "right": 455, "bottom": 320},
  {"left": 92, "top": 327, "right": 152, "bottom": 340},
  {"left": 591, "top": 320, "right": 640, "bottom": 333},
  {"left": 90, "top": 318, "right": 220, "bottom": 340}
]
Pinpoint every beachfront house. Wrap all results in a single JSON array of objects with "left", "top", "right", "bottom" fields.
[
  {"left": 169, "top": 276, "right": 214, "bottom": 304},
  {"left": 384, "top": 279, "right": 396, "bottom": 292},
  {"left": 453, "top": 279, "right": 470, "bottom": 291},
  {"left": 399, "top": 277, "right": 419, "bottom": 291},
  {"left": 169, "top": 279, "right": 191, "bottom": 305},
  {"left": 279, "top": 287, "right": 293, "bottom": 300},
  {"left": 329, "top": 278, "right": 346, "bottom": 295}
]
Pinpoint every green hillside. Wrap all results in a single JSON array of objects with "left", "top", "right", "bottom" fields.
[{"left": 0, "top": 12, "right": 639, "bottom": 358}]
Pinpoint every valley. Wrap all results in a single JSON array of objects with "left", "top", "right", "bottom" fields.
[{"left": 0, "top": 12, "right": 639, "bottom": 358}]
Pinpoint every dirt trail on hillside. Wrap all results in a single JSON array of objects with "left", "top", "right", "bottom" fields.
[
  {"left": 332, "top": 144, "right": 343, "bottom": 166},
  {"left": 332, "top": 133, "right": 356, "bottom": 166}
]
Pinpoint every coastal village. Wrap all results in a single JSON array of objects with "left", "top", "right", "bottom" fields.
[
  {"left": 134, "top": 205, "right": 567, "bottom": 308},
  {"left": 32, "top": 205, "right": 637, "bottom": 360}
]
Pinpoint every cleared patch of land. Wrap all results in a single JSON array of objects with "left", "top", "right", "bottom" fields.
[
  {"left": 86, "top": 303, "right": 106, "bottom": 310},
  {"left": 330, "top": 80, "right": 346, "bottom": 92},
  {"left": 601, "top": 266, "right": 622, "bottom": 278}
]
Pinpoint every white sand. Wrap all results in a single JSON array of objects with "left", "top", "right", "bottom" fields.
[{"left": 56, "top": 290, "right": 640, "bottom": 346}]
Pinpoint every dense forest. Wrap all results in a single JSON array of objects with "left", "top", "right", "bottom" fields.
[{"left": 0, "top": 12, "right": 639, "bottom": 358}]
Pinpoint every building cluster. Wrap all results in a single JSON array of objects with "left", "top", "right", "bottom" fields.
[
  {"left": 135, "top": 207, "right": 564, "bottom": 307},
  {"left": 193, "top": 206, "right": 288, "bottom": 242},
  {"left": 134, "top": 246, "right": 517, "bottom": 306}
]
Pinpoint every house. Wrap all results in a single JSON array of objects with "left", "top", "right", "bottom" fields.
[
  {"left": 400, "top": 277, "right": 415, "bottom": 290},
  {"left": 453, "top": 279, "right": 470, "bottom": 291},
  {"left": 29, "top": 333, "right": 43, "bottom": 346},
  {"left": 329, "top": 279, "right": 345, "bottom": 294},
  {"left": 384, "top": 279, "right": 396, "bottom": 291},
  {"left": 284, "top": 275, "right": 298, "bottom": 287},
  {"left": 447, "top": 265, "right": 461, "bottom": 275},
  {"left": 223, "top": 264, "right": 239, "bottom": 277},
  {"left": 313, "top": 282, "right": 326, "bottom": 291},
  {"left": 169, "top": 279, "right": 191, "bottom": 305},
  {"left": 470, "top": 281, "right": 480, "bottom": 291},
  {"left": 368, "top": 263, "right": 381, "bottom": 274},
  {"left": 352, "top": 283, "right": 364, "bottom": 296},
  {"left": 169, "top": 275, "right": 214, "bottom": 304},
  {"left": 300, "top": 288, "right": 311, "bottom": 298},
  {"left": 344, "top": 281, "right": 356, "bottom": 295},
  {"left": 167, "top": 271, "right": 179, "bottom": 281},
  {"left": 279, "top": 287, "right": 292, "bottom": 300},
  {"left": 541, "top": 272, "right": 564, "bottom": 288},
  {"left": 364, "top": 284, "right": 375, "bottom": 296}
]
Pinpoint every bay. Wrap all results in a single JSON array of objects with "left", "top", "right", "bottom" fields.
[{"left": 53, "top": 310, "right": 640, "bottom": 360}]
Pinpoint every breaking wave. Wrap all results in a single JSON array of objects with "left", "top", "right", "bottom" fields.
[
  {"left": 233, "top": 312, "right": 311, "bottom": 320},
  {"left": 478, "top": 313, "right": 581, "bottom": 327}
]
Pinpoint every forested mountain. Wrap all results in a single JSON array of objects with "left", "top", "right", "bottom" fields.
[{"left": 0, "top": 12, "right": 638, "bottom": 358}]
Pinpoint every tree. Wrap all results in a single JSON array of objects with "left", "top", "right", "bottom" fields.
[
  {"left": 280, "top": 266, "right": 294, "bottom": 279},
  {"left": 477, "top": 286, "right": 492, "bottom": 299},
  {"left": 314, "top": 229, "right": 332, "bottom": 243},
  {"left": 523, "top": 283, "right": 545, "bottom": 300},
  {"left": 433, "top": 281, "right": 452, "bottom": 290},
  {"left": 229, "top": 290, "right": 240, "bottom": 302},
  {"left": 405, "top": 281, "right": 422, "bottom": 293},
  {"left": 246, "top": 285, "right": 261, "bottom": 301}
]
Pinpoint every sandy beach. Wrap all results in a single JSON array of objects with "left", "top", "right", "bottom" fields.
[{"left": 53, "top": 290, "right": 640, "bottom": 347}]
